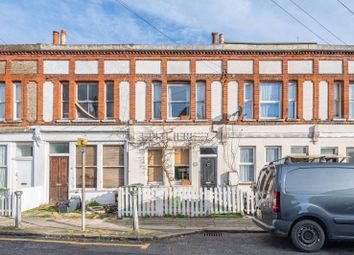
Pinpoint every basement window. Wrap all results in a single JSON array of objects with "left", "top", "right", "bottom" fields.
[{"left": 76, "top": 82, "right": 98, "bottom": 119}]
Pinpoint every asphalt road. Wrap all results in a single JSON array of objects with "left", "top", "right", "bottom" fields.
[{"left": 0, "top": 233, "right": 353, "bottom": 255}]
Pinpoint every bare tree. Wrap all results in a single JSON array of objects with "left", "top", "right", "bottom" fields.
[{"left": 130, "top": 126, "right": 218, "bottom": 187}]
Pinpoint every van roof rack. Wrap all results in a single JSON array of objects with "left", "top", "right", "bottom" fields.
[{"left": 268, "top": 155, "right": 349, "bottom": 166}]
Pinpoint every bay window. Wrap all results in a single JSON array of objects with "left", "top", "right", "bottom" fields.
[
  {"left": 174, "top": 149, "right": 190, "bottom": 182},
  {"left": 288, "top": 81, "right": 297, "bottom": 119},
  {"left": 244, "top": 82, "right": 253, "bottom": 119},
  {"left": 239, "top": 147, "right": 255, "bottom": 182},
  {"left": 260, "top": 82, "right": 282, "bottom": 119},
  {"left": 152, "top": 82, "right": 162, "bottom": 120},
  {"left": 77, "top": 82, "right": 98, "bottom": 119},
  {"left": 196, "top": 81, "right": 206, "bottom": 119},
  {"left": 168, "top": 83, "right": 190, "bottom": 119}
]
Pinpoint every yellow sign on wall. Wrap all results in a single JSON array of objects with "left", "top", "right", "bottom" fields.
[{"left": 76, "top": 138, "right": 88, "bottom": 148}]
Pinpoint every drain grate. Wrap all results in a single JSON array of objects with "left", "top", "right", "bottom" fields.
[{"left": 203, "top": 232, "right": 223, "bottom": 237}]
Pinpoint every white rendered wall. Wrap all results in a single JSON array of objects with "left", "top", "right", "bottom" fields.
[
  {"left": 227, "top": 60, "right": 253, "bottom": 74},
  {"left": 104, "top": 60, "right": 130, "bottom": 74},
  {"left": 43, "top": 60, "right": 69, "bottom": 74},
  {"left": 119, "top": 81, "right": 130, "bottom": 121},
  {"left": 136, "top": 60, "right": 161, "bottom": 74},
  {"left": 75, "top": 60, "right": 98, "bottom": 74},
  {"left": 319, "top": 60, "right": 343, "bottom": 74},
  {"left": 135, "top": 81, "right": 146, "bottom": 121},
  {"left": 211, "top": 81, "right": 223, "bottom": 121},
  {"left": 227, "top": 81, "right": 238, "bottom": 119},
  {"left": 259, "top": 61, "right": 282, "bottom": 74},
  {"left": 196, "top": 60, "right": 222, "bottom": 74},
  {"left": 288, "top": 60, "right": 313, "bottom": 74},
  {"left": 43, "top": 81, "right": 54, "bottom": 122},
  {"left": 167, "top": 61, "right": 190, "bottom": 74},
  {"left": 303, "top": 81, "right": 314, "bottom": 120},
  {"left": 319, "top": 81, "right": 328, "bottom": 120}
]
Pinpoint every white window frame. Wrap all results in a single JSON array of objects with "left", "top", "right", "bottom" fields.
[
  {"left": 173, "top": 148, "right": 191, "bottom": 184},
  {"left": 350, "top": 83, "right": 354, "bottom": 119},
  {"left": 167, "top": 83, "right": 190, "bottom": 120},
  {"left": 152, "top": 81, "right": 162, "bottom": 120},
  {"left": 321, "top": 146, "right": 338, "bottom": 156},
  {"left": 288, "top": 81, "right": 297, "bottom": 119},
  {"left": 196, "top": 81, "right": 206, "bottom": 120},
  {"left": 61, "top": 82, "right": 69, "bottom": 119},
  {"left": 260, "top": 82, "right": 282, "bottom": 120},
  {"left": 0, "top": 145, "right": 7, "bottom": 188},
  {"left": 102, "top": 144, "right": 125, "bottom": 188},
  {"left": 334, "top": 81, "right": 342, "bottom": 118},
  {"left": 13, "top": 82, "right": 22, "bottom": 121},
  {"left": 105, "top": 81, "right": 114, "bottom": 119},
  {"left": 265, "top": 146, "right": 281, "bottom": 165},
  {"left": 76, "top": 82, "right": 99, "bottom": 119},
  {"left": 244, "top": 82, "right": 253, "bottom": 120},
  {"left": 0, "top": 83, "right": 5, "bottom": 121},
  {"left": 290, "top": 146, "right": 309, "bottom": 156},
  {"left": 239, "top": 147, "right": 255, "bottom": 183}
]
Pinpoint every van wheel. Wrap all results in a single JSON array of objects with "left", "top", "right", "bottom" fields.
[{"left": 290, "top": 219, "right": 325, "bottom": 252}]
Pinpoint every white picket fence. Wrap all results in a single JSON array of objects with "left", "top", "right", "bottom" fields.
[
  {"left": 117, "top": 186, "right": 255, "bottom": 217},
  {"left": 0, "top": 192, "right": 13, "bottom": 216}
]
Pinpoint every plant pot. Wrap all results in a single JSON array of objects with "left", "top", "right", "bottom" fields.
[
  {"left": 179, "top": 115, "right": 190, "bottom": 120},
  {"left": 180, "top": 180, "right": 191, "bottom": 186}
]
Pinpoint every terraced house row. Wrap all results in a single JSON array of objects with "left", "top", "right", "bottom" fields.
[{"left": 0, "top": 31, "right": 354, "bottom": 209}]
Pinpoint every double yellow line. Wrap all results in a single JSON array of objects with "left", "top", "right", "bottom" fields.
[{"left": 0, "top": 237, "right": 151, "bottom": 250}]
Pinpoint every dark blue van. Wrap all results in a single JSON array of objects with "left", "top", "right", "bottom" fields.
[{"left": 252, "top": 158, "right": 354, "bottom": 252}]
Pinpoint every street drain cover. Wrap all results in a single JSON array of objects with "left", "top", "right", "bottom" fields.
[{"left": 204, "top": 232, "right": 223, "bottom": 237}]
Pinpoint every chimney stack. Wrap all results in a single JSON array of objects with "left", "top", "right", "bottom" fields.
[
  {"left": 219, "top": 33, "right": 224, "bottom": 44},
  {"left": 60, "top": 29, "right": 67, "bottom": 45},
  {"left": 211, "top": 32, "right": 218, "bottom": 44},
  {"left": 53, "top": 31, "right": 59, "bottom": 45}
]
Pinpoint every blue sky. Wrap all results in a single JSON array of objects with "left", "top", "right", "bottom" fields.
[{"left": 0, "top": 0, "right": 353, "bottom": 45}]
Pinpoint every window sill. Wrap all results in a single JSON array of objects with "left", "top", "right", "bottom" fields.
[
  {"left": 242, "top": 119, "right": 256, "bottom": 122},
  {"left": 259, "top": 119, "right": 285, "bottom": 122},
  {"left": 56, "top": 119, "right": 71, "bottom": 123},
  {"left": 166, "top": 119, "right": 192, "bottom": 123},
  {"left": 195, "top": 119, "right": 208, "bottom": 122},
  {"left": 101, "top": 119, "right": 116, "bottom": 123},
  {"left": 333, "top": 118, "right": 346, "bottom": 122},
  {"left": 150, "top": 119, "right": 163, "bottom": 122},
  {"left": 286, "top": 118, "right": 300, "bottom": 122},
  {"left": 72, "top": 119, "right": 100, "bottom": 123}
]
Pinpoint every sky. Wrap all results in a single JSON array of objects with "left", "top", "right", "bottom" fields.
[{"left": 0, "top": 0, "right": 353, "bottom": 45}]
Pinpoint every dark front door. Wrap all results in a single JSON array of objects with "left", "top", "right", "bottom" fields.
[
  {"left": 49, "top": 156, "right": 69, "bottom": 203},
  {"left": 201, "top": 157, "right": 217, "bottom": 187}
]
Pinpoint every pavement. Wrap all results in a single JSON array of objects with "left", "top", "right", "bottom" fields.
[
  {"left": 0, "top": 215, "right": 263, "bottom": 241},
  {"left": 1, "top": 233, "right": 354, "bottom": 255}
]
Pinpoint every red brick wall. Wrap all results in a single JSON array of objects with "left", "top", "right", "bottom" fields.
[{"left": 0, "top": 51, "right": 353, "bottom": 127}]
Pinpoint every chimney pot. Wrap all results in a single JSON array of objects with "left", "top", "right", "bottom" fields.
[
  {"left": 211, "top": 32, "right": 218, "bottom": 44},
  {"left": 60, "top": 29, "right": 67, "bottom": 45},
  {"left": 53, "top": 31, "right": 59, "bottom": 45},
  {"left": 219, "top": 33, "right": 224, "bottom": 44}
]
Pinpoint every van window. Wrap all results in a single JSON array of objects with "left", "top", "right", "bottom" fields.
[{"left": 286, "top": 167, "right": 354, "bottom": 195}]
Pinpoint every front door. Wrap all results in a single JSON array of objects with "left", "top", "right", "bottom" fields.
[
  {"left": 49, "top": 156, "right": 69, "bottom": 203},
  {"left": 201, "top": 157, "right": 217, "bottom": 187}
]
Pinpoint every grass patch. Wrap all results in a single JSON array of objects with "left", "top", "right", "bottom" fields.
[
  {"left": 0, "top": 226, "right": 18, "bottom": 231},
  {"left": 210, "top": 213, "right": 243, "bottom": 218}
]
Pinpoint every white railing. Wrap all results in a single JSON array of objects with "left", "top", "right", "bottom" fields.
[
  {"left": 0, "top": 191, "right": 13, "bottom": 216},
  {"left": 117, "top": 186, "right": 255, "bottom": 217}
]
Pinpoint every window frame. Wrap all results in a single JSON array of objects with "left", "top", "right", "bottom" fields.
[
  {"left": 290, "top": 146, "right": 309, "bottom": 156},
  {"left": 265, "top": 146, "right": 281, "bottom": 165},
  {"left": 105, "top": 81, "right": 114, "bottom": 119},
  {"left": 167, "top": 83, "right": 190, "bottom": 120},
  {"left": 196, "top": 81, "right": 206, "bottom": 120},
  {"left": 76, "top": 82, "right": 99, "bottom": 119},
  {"left": 288, "top": 81, "right": 297, "bottom": 119},
  {"left": 174, "top": 148, "right": 190, "bottom": 183},
  {"left": 349, "top": 83, "right": 354, "bottom": 119},
  {"left": 147, "top": 148, "right": 163, "bottom": 184},
  {"left": 76, "top": 144, "right": 98, "bottom": 189},
  {"left": 239, "top": 146, "right": 255, "bottom": 183},
  {"left": 0, "top": 145, "right": 7, "bottom": 188},
  {"left": 61, "top": 82, "right": 69, "bottom": 119},
  {"left": 0, "top": 83, "right": 5, "bottom": 121},
  {"left": 13, "top": 82, "right": 22, "bottom": 121},
  {"left": 152, "top": 81, "right": 162, "bottom": 120},
  {"left": 333, "top": 81, "right": 342, "bottom": 118},
  {"left": 320, "top": 146, "right": 338, "bottom": 156},
  {"left": 102, "top": 145, "right": 125, "bottom": 188},
  {"left": 259, "top": 82, "right": 282, "bottom": 120},
  {"left": 244, "top": 82, "right": 253, "bottom": 120}
]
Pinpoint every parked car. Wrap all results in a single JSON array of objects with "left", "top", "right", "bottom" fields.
[{"left": 252, "top": 158, "right": 354, "bottom": 252}]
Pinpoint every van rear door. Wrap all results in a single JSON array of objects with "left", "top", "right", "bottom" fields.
[{"left": 255, "top": 166, "right": 277, "bottom": 225}]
